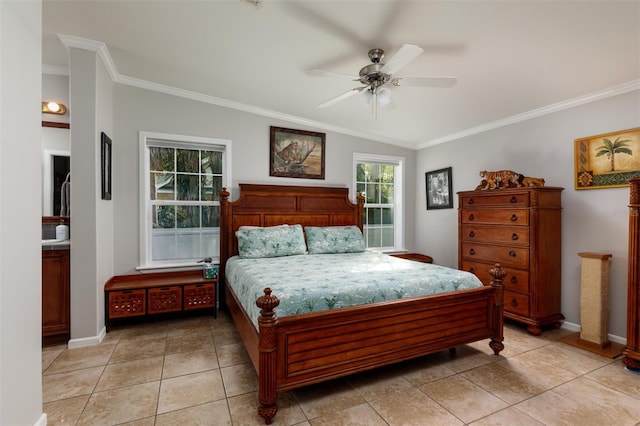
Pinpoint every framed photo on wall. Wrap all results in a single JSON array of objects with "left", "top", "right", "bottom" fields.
[
  {"left": 426, "top": 167, "right": 453, "bottom": 210},
  {"left": 269, "top": 126, "right": 325, "bottom": 179},
  {"left": 101, "top": 132, "right": 112, "bottom": 200}
]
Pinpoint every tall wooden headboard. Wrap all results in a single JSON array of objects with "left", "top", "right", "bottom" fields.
[{"left": 219, "top": 184, "right": 364, "bottom": 282}]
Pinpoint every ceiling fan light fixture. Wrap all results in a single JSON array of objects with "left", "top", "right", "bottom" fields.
[{"left": 377, "top": 87, "right": 391, "bottom": 106}]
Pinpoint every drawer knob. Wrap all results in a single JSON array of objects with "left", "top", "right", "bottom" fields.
[
  {"left": 469, "top": 230, "right": 475, "bottom": 238},
  {"left": 469, "top": 267, "right": 475, "bottom": 273},
  {"left": 510, "top": 196, "right": 517, "bottom": 203},
  {"left": 469, "top": 248, "right": 476, "bottom": 255},
  {"left": 510, "top": 214, "right": 518, "bottom": 222},
  {"left": 468, "top": 214, "right": 475, "bottom": 221},
  {"left": 510, "top": 276, "right": 518, "bottom": 284},
  {"left": 509, "top": 251, "right": 516, "bottom": 257},
  {"left": 512, "top": 233, "right": 519, "bottom": 240},
  {"left": 510, "top": 298, "right": 518, "bottom": 307},
  {"left": 468, "top": 198, "right": 474, "bottom": 205}
]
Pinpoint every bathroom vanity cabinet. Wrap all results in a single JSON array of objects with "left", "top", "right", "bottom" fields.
[{"left": 42, "top": 248, "right": 70, "bottom": 342}]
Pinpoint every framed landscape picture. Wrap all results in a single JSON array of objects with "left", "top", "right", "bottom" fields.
[
  {"left": 575, "top": 127, "right": 640, "bottom": 190},
  {"left": 426, "top": 167, "right": 453, "bottom": 209},
  {"left": 269, "top": 126, "right": 325, "bottom": 179}
]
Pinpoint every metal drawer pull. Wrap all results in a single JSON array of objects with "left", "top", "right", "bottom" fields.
[
  {"left": 469, "top": 248, "right": 476, "bottom": 255},
  {"left": 510, "top": 214, "right": 518, "bottom": 222},
  {"left": 469, "top": 214, "right": 475, "bottom": 221},
  {"left": 512, "top": 233, "right": 519, "bottom": 240},
  {"left": 511, "top": 276, "right": 517, "bottom": 283},
  {"left": 510, "top": 298, "right": 518, "bottom": 307},
  {"left": 510, "top": 196, "right": 517, "bottom": 203},
  {"left": 509, "top": 251, "right": 516, "bottom": 257},
  {"left": 468, "top": 198, "right": 474, "bottom": 204},
  {"left": 469, "top": 230, "right": 475, "bottom": 238}
]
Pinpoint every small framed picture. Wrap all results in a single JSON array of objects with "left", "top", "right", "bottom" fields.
[
  {"left": 269, "top": 126, "right": 325, "bottom": 179},
  {"left": 426, "top": 167, "right": 453, "bottom": 210},
  {"left": 101, "top": 132, "right": 112, "bottom": 200}
]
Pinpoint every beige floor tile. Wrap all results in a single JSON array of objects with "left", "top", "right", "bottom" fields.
[
  {"left": 462, "top": 362, "right": 546, "bottom": 405},
  {"left": 586, "top": 358, "right": 640, "bottom": 399},
  {"left": 523, "top": 342, "right": 612, "bottom": 375},
  {"left": 95, "top": 356, "right": 164, "bottom": 392},
  {"left": 166, "top": 316, "right": 213, "bottom": 336},
  {"left": 110, "top": 336, "right": 167, "bottom": 363},
  {"left": 228, "top": 391, "right": 307, "bottom": 426},
  {"left": 216, "top": 341, "right": 252, "bottom": 367},
  {"left": 496, "top": 351, "right": 578, "bottom": 389},
  {"left": 76, "top": 381, "right": 160, "bottom": 425},
  {"left": 165, "top": 332, "right": 214, "bottom": 354},
  {"left": 468, "top": 406, "right": 545, "bottom": 426},
  {"left": 118, "top": 322, "right": 169, "bottom": 341},
  {"left": 101, "top": 327, "right": 126, "bottom": 345},
  {"left": 163, "top": 347, "right": 219, "bottom": 379},
  {"left": 119, "top": 416, "right": 156, "bottom": 426},
  {"left": 396, "top": 354, "right": 457, "bottom": 386},
  {"left": 43, "top": 394, "right": 90, "bottom": 425},
  {"left": 42, "top": 345, "right": 66, "bottom": 372},
  {"left": 444, "top": 345, "right": 498, "bottom": 373},
  {"left": 220, "top": 363, "right": 259, "bottom": 397},
  {"left": 157, "top": 369, "right": 226, "bottom": 414},
  {"left": 309, "top": 403, "right": 387, "bottom": 426},
  {"left": 44, "top": 344, "right": 116, "bottom": 375},
  {"left": 155, "top": 400, "right": 231, "bottom": 425},
  {"left": 347, "top": 366, "right": 414, "bottom": 401},
  {"left": 369, "top": 387, "right": 463, "bottom": 426},
  {"left": 211, "top": 328, "right": 243, "bottom": 346},
  {"left": 294, "top": 378, "right": 366, "bottom": 420},
  {"left": 42, "top": 366, "right": 104, "bottom": 403},
  {"left": 517, "top": 377, "right": 640, "bottom": 426},
  {"left": 420, "top": 375, "right": 508, "bottom": 424}
]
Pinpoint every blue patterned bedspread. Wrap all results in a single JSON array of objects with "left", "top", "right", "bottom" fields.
[{"left": 226, "top": 251, "right": 484, "bottom": 328}]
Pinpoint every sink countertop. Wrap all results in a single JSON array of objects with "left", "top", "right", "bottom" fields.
[{"left": 42, "top": 239, "right": 70, "bottom": 250}]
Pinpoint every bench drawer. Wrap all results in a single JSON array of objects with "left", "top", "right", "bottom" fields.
[
  {"left": 184, "top": 283, "right": 215, "bottom": 310},
  {"left": 148, "top": 286, "right": 182, "bottom": 314},
  {"left": 108, "top": 290, "right": 146, "bottom": 319}
]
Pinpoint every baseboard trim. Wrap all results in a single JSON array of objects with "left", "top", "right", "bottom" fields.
[
  {"left": 560, "top": 320, "right": 626, "bottom": 345},
  {"left": 67, "top": 326, "right": 107, "bottom": 348}
]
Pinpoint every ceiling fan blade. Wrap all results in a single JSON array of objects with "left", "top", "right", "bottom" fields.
[
  {"left": 380, "top": 44, "right": 424, "bottom": 74},
  {"left": 318, "top": 86, "right": 367, "bottom": 108},
  {"left": 308, "top": 69, "right": 359, "bottom": 80},
  {"left": 393, "top": 76, "right": 458, "bottom": 88}
]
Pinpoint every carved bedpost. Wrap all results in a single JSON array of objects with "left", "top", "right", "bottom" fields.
[
  {"left": 488, "top": 263, "right": 506, "bottom": 355},
  {"left": 219, "top": 188, "right": 230, "bottom": 285},
  {"left": 256, "top": 288, "right": 280, "bottom": 424},
  {"left": 356, "top": 192, "right": 365, "bottom": 231},
  {"left": 624, "top": 179, "right": 640, "bottom": 371}
]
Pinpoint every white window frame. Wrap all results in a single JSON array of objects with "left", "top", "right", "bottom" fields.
[
  {"left": 138, "top": 131, "right": 232, "bottom": 270},
  {"left": 352, "top": 152, "right": 405, "bottom": 252}
]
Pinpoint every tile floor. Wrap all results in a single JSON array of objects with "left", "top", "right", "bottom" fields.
[{"left": 42, "top": 312, "right": 640, "bottom": 425}]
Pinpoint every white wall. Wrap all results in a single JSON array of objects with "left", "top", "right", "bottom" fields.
[
  {"left": 415, "top": 90, "right": 640, "bottom": 338},
  {"left": 0, "top": 0, "right": 44, "bottom": 424},
  {"left": 112, "top": 85, "right": 417, "bottom": 274}
]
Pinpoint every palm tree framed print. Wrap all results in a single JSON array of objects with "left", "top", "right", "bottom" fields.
[{"left": 575, "top": 127, "right": 640, "bottom": 189}]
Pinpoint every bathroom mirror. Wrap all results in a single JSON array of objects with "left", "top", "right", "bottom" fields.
[{"left": 42, "top": 123, "right": 70, "bottom": 216}]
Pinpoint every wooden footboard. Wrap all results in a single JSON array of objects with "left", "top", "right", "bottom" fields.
[{"left": 252, "top": 264, "right": 505, "bottom": 424}]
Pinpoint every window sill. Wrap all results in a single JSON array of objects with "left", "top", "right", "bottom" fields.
[{"left": 136, "top": 260, "right": 218, "bottom": 274}]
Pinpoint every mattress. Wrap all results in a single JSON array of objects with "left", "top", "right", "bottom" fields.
[{"left": 225, "top": 251, "right": 484, "bottom": 328}]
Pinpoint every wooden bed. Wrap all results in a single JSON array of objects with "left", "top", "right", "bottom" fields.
[{"left": 219, "top": 184, "right": 506, "bottom": 424}]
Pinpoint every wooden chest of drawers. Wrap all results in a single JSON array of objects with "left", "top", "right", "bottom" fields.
[{"left": 458, "top": 187, "right": 564, "bottom": 335}]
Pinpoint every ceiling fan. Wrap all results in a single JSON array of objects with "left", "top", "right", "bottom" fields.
[{"left": 310, "top": 44, "right": 457, "bottom": 114}]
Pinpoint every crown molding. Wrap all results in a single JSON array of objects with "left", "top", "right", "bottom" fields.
[{"left": 417, "top": 79, "right": 640, "bottom": 149}]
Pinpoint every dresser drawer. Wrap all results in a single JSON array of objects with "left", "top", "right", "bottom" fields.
[
  {"left": 460, "top": 192, "right": 529, "bottom": 208},
  {"left": 460, "top": 209, "right": 529, "bottom": 226},
  {"left": 461, "top": 242, "right": 529, "bottom": 269},
  {"left": 461, "top": 224, "right": 529, "bottom": 246},
  {"left": 505, "top": 291, "right": 530, "bottom": 317},
  {"left": 460, "top": 260, "right": 529, "bottom": 294}
]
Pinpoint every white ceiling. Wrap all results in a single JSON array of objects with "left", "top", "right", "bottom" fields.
[{"left": 42, "top": 0, "right": 640, "bottom": 149}]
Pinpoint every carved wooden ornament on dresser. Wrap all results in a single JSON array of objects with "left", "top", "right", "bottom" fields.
[{"left": 458, "top": 187, "right": 564, "bottom": 335}]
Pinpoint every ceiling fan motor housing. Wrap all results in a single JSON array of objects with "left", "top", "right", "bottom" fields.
[{"left": 359, "top": 63, "right": 391, "bottom": 87}]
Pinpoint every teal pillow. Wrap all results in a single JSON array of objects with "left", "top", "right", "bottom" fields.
[
  {"left": 305, "top": 226, "right": 366, "bottom": 254},
  {"left": 237, "top": 224, "right": 306, "bottom": 258}
]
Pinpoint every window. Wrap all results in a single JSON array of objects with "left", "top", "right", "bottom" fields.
[
  {"left": 139, "top": 132, "right": 231, "bottom": 269},
  {"left": 353, "top": 153, "right": 404, "bottom": 252}
]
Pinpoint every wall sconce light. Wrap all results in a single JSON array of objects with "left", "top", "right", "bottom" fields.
[{"left": 41, "top": 101, "right": 67, "bottom": 115}]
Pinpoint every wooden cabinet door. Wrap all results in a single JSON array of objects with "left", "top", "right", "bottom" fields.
[{"left": 42, "top": 250, "right": 70, "bottom": 336}]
